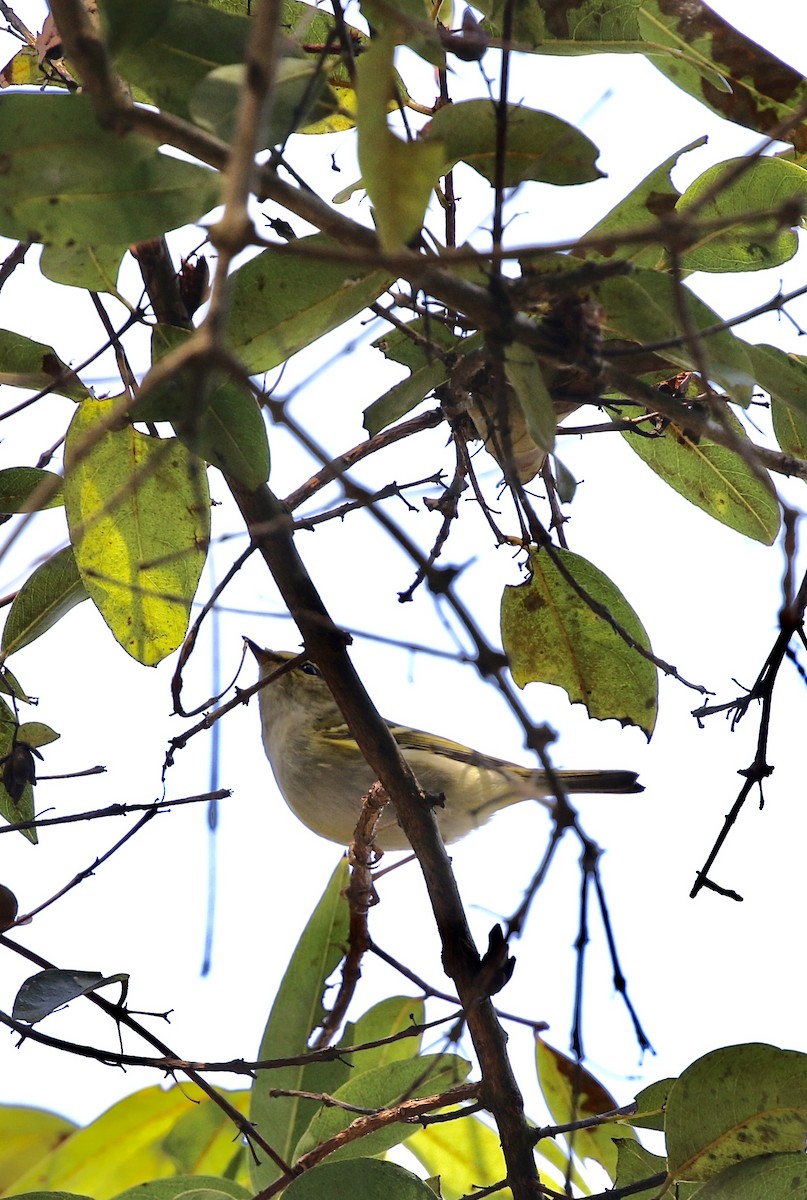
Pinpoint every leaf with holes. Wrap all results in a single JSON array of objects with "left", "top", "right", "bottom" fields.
[{"left": 501, "top": 547, "right": 657, "bottom": 736}]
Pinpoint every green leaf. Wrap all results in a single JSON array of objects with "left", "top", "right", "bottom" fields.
[
  {"left": 665, "top": 1044, "right": 807, "bottom": 1182},
  {"left": 613, "top": 1141, "right": 671, "bottom": 1200},
  {"left": 620, "top": 409, "right": 780, "bottom": 545},
  {"left": 40, "top": 244, "right": 127, "bottom": 294},
  {"left": 339, "top": 995, "right": 425, "bottom": 1072},
  {"left": 294, "top": 1054, "right": 471, "bottom": 1161},
  {"left": 160, "top": 1098, "right": 250, "bottom": 1179},
  {"left": 0, "top": 698, "right": 36, "bottom": 843},
  {"left": 535, "top": 1038, "right": 634, "bottom": 1178},
  {"left": 189, "top": 58, "right": 338, "bottom": 148},
  {"left": 116, "top": 0, "right": 250, "bottom": 120},
  {"left": 138, "top": 328, "right": 271, "bottom": 489},
  {"left": 0, "top": 1105, "right": 77, "bottom": 1192},
  {"left": 98, "top": 0, "right": 175, "bottom": 56},
  {"left": 771, "top": 399, "right": 807, "bottom": 459},
  {"left": 583, "top": 138, "right": 706, "bottom": 268},
  {"left": 426, "top": 100, "right": 602, "bottom": 187},
  {"left": 16, "top": 722, "right": 60, "bottom": 750},
  {"left": 0, "top": 95, "right": 220, "bottom": 246},
  {"left": 283, "top": 1159, "right": 437, "bottom": 1200},
  {"left": 226, "top": 236, "right": 391, "bottom": 373},
  {"left": 0, "top": 330, "right": 88, "bottom": 400},
  {"left": 64, "top": 398, "right": 210, "bottom": 665},
  {"left": 1, "top": 546, "right": 88, "bottom": 660},
  {"left": 364, "top": 322, "right": 480, "bottom": 437},
  {"left": 595, "top": 270, "right": 756, "bottom": 401},
  {"left": 363, "top": 364, "right": 446, "bottom": 437},
  {"left": 13, "top": 969, "right": 128, "bottom": 1024},
  {"left": 476, "top": 0, "right": 647, "bottom": 55},
  {"left": 675, "top": 157, "right": 807, "bottom": 272},
  {"left": 629, "top": 1077, "right": 675, "bottom": 1131},
  {"left": 0, "top": 467, "right": 63, "bottom": 513},
  {"left": 693, "top": 1152, "right": 807, "bottom": 1199},
  {"left": 3, "top": 1193, "right": 93, "bottom": 1200},
  {"left": 249, "top": 859, "right": 350, "bottom": 1191},
  {"left": 114, "top": 1172, "right": 251, "bottom": 1200},
  {"left": 749, "top": 343, "right": 807, "bottom": 425},
  {"left": 7, "top": 1085, "right": 224, "bottom": 1196},
  {"left": 503, "top": 344, "right": 556, "bottom": 458},
  {"left": 502, "top": 547, "right": 658, "bottom": 736},
  {"left": 182, "top": 382, "right": 270, "bottom": 488},
  {"left": 356, "top": 32, "right": 445, "bottom": 249}
]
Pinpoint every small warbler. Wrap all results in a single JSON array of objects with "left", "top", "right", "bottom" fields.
[{"left": 249, "top": 645, "right": 642, "bottom": 850}]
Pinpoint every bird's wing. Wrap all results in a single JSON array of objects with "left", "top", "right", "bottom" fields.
[
  {"left": 319, "top": 719, "right": 528, "bottom": 776},
  {"left": 386, "top": 722, "right": 531, "bottom": 779}
]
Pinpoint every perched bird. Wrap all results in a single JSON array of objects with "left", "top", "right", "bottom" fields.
[{"left": 248, "top": 645, "right": 642, "bottom": 851}]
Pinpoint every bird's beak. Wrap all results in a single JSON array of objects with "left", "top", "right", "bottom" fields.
[{"left": 244, "top": 637, "right": 269, "bottom": 664}]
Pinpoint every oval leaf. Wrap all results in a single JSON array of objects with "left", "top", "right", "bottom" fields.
[
  {"left": 676, "top": 157, "right": 807, "bottom": 273},
  {"left": 283, "top": 1159, "right": 436, "bottom": 1200},
  {"left": 0, "top": 95, "right": 219, "bottom": 245},
  {"left": 16, "top": 722, "right": 60, "bottom": 750},
  {"left": 226, "top": 236, "right": 391, "bottom": 374},
  {"left": 595, "top": 270, "right": 755, "bottom": 402},
  {"left": 115, "top": 1176, "right": 251, "bottom": 1200},
  {"left": 39, "top": 243, "right": 127, "bottom": 294},
  {"left": 12, "top": 969, "right": 128, "bottom": 1024},
  {"left": 1, "top": 546, "right": 88, "bottom": 659},
  {"left": 356, "top": 32, "right": 445, "bottom": 249},
  {"left": 665, "top": 1044, "right": 807, "bottom": 1183},
  {"left": 0, "top": 331, "right": 87, "bottom": 401},
  {"left": 426, "top": 99, "right": 603, "bottom": 186},
  {"left": 64, "top": 399, "right": 210, "bottom": 665},
  {"left": 621, "top": 410, "right": 780, "bottom": 545},
  {"left": 693, "top": 1152, "right": 807, "bottom": 1200},
  {"left": 293, "top": 1053, "right": 471, "bottom": 1162},
  {"left": 0, "top": 467, "right": 63, "bottom": 513},
  {"left": 501, "top": 547, "right": 658, "bottom": 736},
  {"left": 536, "top": 1037, "right": 634, "bottom": 1177}
]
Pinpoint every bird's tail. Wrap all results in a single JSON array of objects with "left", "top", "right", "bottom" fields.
[{"left": 556, "top": 769, "right": 642, "bottom": 794}]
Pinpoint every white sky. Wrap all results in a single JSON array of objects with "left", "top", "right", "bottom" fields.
[{"left": 1, "top": 0, "right": 807, "bottom": 1180}]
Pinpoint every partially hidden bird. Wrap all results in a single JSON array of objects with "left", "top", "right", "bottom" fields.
[{"left": 248, "top": 644, "right": 642, "bottom": 850}]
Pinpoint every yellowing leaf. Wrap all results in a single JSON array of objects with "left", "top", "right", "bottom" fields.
[
  {"left": 0, "top": 1104, "right": 77, "bottom": 1191},
  {"left": 64, "top": 398, "right": 209, "bottom": 665},
  {"left": 356, "top": 32, "right": 444, "bottom": 249},
  {"left": 501, "top": 547, "right": 657, "bottom": 736},
  {"left": 7, "top": 1085, "right": 227, "bottom": 1198},
  {"left": 536, "top": 1038, "right": 635, "bottom": 1179}
]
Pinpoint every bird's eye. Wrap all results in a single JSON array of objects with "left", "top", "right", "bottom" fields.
[{"left": 301, "top": 662, "right": 320, "bottom": 677}]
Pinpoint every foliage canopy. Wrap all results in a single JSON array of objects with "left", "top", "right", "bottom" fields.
[{"left": 1, "top": 0, "right": 807, "bottom": 1198}]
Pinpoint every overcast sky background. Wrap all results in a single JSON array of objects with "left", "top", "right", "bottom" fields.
[{"left": 1, "top": 1, "right": 807, "bottom": 1178}]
